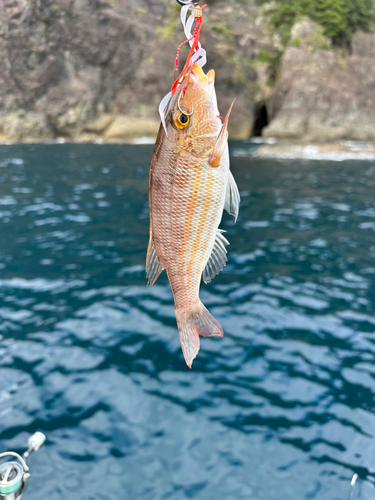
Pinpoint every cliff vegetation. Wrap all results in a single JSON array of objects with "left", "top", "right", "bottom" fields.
[{"left": 258, "top": 0, "right": 375, "bottom": 46}]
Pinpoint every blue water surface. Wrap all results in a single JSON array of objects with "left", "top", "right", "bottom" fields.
[{"left": 0, "top": 143, "right": 375, "bottom": 499}]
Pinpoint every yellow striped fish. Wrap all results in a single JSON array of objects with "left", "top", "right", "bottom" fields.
[{"left": 146, "top": 63, "right": 240, "bottom": 368}]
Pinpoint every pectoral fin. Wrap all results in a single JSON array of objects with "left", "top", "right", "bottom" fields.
[
  {"left": 225, "top": 171, "right": 240, "bottom": 222},
  {"left": 208, "top": 99, "right": 235, "bottom": 168},
  {"left": 203, "top": 230, "right": 229, "bottom": 284},
  {"left": 146, "top": 229, "right": 163, "bottom": 285}
]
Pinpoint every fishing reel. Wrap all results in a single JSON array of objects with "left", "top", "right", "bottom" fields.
[{"left": 0, "top": 432, "right": 46, "bottom": 500}]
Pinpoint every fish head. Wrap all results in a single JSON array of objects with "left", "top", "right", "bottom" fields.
[{"left": 165, "top": 64, "right": 221, "bottom": 156}]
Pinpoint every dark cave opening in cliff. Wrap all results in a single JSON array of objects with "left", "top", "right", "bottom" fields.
[{"left": 252, "top": 103, "right": 268, "bottom": 136}]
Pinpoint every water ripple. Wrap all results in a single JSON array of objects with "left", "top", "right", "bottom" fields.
[{"left": 0, "top": 145, "right": 375, "bottom": 499}]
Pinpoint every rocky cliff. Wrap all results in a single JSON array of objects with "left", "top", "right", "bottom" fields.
[
  {"left": 0, "top": 0, "right": 272, "bottom": 142},
  {"left": 263, "top": 19, "right": 375, "bottom": 141},
  {"left": 0, "top": 0, "right": 374, "bottom": 143}
]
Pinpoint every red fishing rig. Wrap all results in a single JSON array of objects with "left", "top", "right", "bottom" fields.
[
  {"left": 171, "top": 3, "right": 206, "bottom": 97},
  {"left": 158, "top": 1, "right": 207, "bottom": 135}
]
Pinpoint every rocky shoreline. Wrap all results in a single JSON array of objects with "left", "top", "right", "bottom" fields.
[
  {"left": 0, "top": 0, "right": 374, "bottom": 144},
  {"left": 254, "top": 141, "right": 375, "bottom": 160}
]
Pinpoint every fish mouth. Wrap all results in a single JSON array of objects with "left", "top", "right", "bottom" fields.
[
  {"left": 191, "top": 64, "right": 215, "bottom": 87},
  {"left": 190, "top": 64, "right": 217, "bottom": 110}
]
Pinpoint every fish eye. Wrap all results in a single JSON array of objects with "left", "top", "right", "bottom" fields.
[{"left": 173, "top": 112, "right": 190, "bottom": 130}]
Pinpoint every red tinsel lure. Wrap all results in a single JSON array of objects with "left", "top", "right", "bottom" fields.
[{"left": 158, "top": 3, "right": 207, "bottom": 136}]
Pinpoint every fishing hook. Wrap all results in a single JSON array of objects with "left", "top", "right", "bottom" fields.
[{"left": 178, "top": 92, "right": 194, "bottom": 116}]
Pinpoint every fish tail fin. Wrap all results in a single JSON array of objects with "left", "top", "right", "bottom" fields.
[{"left": 175, "top": 302, "right": 223, "bottom": 368}]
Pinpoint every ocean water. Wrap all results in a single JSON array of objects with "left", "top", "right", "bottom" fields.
[{"left": 0, "top": 143, "right": 375, "bottom": 500}]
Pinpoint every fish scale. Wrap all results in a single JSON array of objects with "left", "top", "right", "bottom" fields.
[
  {"left": 171, "top": 161, "right": 226, "bottom": 305},
  {"left": 147, "top": 64, "right": 240, "bottom": 367}
]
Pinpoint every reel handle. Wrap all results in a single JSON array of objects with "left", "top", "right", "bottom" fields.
[{"left": 22, "top": 432, "right": 46, "bottom": 462}]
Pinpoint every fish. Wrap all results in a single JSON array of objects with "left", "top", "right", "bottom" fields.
[{"left": 146, "top": 63, "right": 240, "bottom": 368}]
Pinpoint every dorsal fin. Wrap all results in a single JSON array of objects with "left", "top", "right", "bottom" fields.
[
  {"left": 203, "top": 230, "right": 229, "bottom": 284},
  {"left": 146, "top": 229, "right": 163, "bottom": 285},
  {"left": 225, "top": 171, "right": 240, "bottom": 222},
  {"left": 208, "top": 99, "right": 235, "bottom": 168}
]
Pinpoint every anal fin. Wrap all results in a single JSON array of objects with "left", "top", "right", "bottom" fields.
[
  {"left": 146, "top": 231, "right": 163, "bottom": 285},
  {"left": 225, "top": 171, "right": 240, "bottom": 222},
  {"left": 203, "top": 230, "right": 229, "bottom": 284}
]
